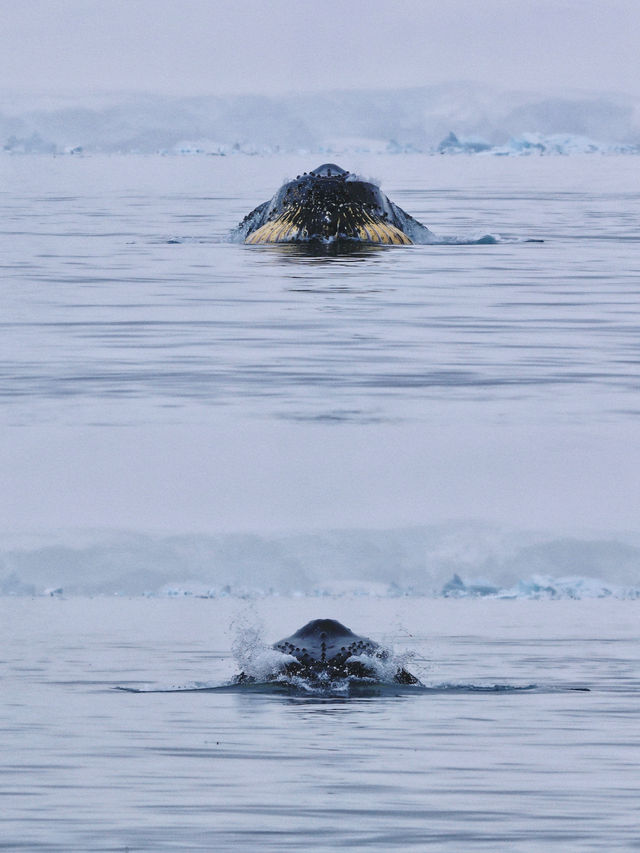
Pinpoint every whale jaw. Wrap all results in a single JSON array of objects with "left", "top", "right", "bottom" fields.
[{"left": 245, "top": 202, "right": 412, "bottom": 245}]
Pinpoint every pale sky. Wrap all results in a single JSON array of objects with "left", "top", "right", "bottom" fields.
[{"left": 1, "top": 0, "right": 639, "bottom": 99}]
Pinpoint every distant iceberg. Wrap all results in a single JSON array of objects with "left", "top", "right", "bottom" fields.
[
  {"left": 436, "top": 130, "right": 640, "bottom": 156},
  {"left": 489, "top": 132, "right": 640, "bottom": 156},
  {"left": 437, "top": 132, "right": 492, "bottom": 154},
  {"left": 441, "top": 572, "right": 640, "bottom": 600},
  {"left": 441, "top": 573, "right": 499, "bottom": 597}
]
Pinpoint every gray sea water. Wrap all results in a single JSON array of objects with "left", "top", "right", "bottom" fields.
[
  {"left": 3, "top": 154, "right": 640, "bottom": 430},
  {"left": 1, "top": 597, "right": 639, "bottom": 852},
  {"left": 1, "top": 153, "right": 640, "bottom": 849}
]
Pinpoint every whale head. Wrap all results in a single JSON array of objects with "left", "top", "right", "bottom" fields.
[
  {"left": 233, "top": 618, "right": 420, "bottom": 686},
  {"left": 241, "top": 164, "right": 413, "bottom": 246},
  {"left": 273, "top": 618, "right": 379, "bottom": 666}
]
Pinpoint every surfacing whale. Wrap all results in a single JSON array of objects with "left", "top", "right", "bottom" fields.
[
  {"left": 233, "top": 164, "right": 432, "bottom": 247},
  {"left": 234, "top": 618, "right": 419, "bottom": 686}
]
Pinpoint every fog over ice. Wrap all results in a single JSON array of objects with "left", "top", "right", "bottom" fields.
[
  {"left": 2, "top": 0, "right": 639, "bottom": 99},
  {"left": 3, "top": 83, "right": 640, "bottom": 154},
  {"left": 3, "top": 1, "right": 639, "bottom": 153}
]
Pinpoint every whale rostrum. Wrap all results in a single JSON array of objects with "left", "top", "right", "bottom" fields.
[{"left": 274, "top": 618, "right": 380, "bottom": 665}]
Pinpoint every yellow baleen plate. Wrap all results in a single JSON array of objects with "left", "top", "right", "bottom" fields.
[
  {"left": 246, "top": 209, "right": 412, "bottom": 245},
  {"left": 245, "top": 213, "right": 302, "bottom": 244}
]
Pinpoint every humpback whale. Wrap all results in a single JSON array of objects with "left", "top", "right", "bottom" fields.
[
  {"left": 234, "top": 618, "right": 419, "bottom": 685},
  {"left": 233, "top": 164, "right": 432, "bottom": 246}
]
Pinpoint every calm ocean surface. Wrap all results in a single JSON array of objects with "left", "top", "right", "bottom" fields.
[
  {"left": 1, "top": 597, "right": 639, "bottom": 852},
  {"left": 1, "top": 153, "right": 639, "bottom": 849},
  {"left": 2, "top": 154, "right": 640, "bottom": 429}
]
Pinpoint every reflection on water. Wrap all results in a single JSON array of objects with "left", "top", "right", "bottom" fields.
[{"left": 247, "top": 240, "right": 393, "bottom": 260}]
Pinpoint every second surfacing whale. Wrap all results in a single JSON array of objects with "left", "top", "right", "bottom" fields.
[{"left": 234, "top": 618, "right": 420, "bottom": 687}]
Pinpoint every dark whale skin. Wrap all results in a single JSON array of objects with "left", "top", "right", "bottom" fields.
[
  {"left": 234, "top": 618, "right": 419, "bottom": 685},
  {"left": 233, "top": 164, "right": 432, "bottom": 246}
]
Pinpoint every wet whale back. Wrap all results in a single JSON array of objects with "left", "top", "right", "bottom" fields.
[{"left": 273, "top": 618, "right": 379, "bottom": 666}]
